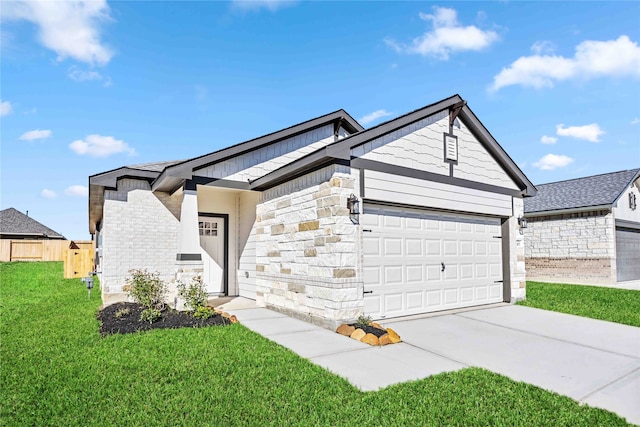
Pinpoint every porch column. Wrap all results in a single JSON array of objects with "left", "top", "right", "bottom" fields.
[
  {"left": 173, "top": 189, "right": 203, "bottom": 305},
  {"left": 176, "top": 189, "right": 202, "bottom": 259}
]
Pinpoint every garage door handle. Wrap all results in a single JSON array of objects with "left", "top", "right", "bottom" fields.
[
  {"left": 441, "top": 262, "right": 445, "bottom": 272},
  {"left": 363, "top": 290, "right": 373, "bottom": 294},
  {"left": 363, "top": 229, "right": 372, "bottom": 232}
]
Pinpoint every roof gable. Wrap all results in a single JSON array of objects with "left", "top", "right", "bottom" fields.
[
  {"left": 0, "top": 208, "right": 65, "bottom": 239},
  {"left": 251, "top": 95, "right": 536, "bottom": 196},
  {"left": 524, "top": 168, "right": 640, "bottom": 214}
]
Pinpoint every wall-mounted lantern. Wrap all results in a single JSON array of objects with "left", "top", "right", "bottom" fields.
[
  {"left": 347, "top": 194, "right": 360, "bottom": 225},
  {"left": 518, "top": 216, "right": 528, "bottom": 234}
]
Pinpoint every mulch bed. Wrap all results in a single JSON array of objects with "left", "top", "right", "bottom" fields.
[{"left": 97, "top": 302, "right": 231, "bottom": 337}]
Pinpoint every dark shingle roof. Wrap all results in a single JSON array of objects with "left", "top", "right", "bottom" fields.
[
  {"left": 0, "top": 208, "right": 65, "bottom": 239},
  {"left": 126, "top": 160, "right": 184, "bottom": 173},
  {"left": 524, "top": 169, "right": 640, "bottom": 214}
]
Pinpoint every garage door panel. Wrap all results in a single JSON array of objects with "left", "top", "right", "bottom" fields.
[
  {"left": 406, "top": 265, "right": 423, "bottom": 282},
  {"left": 616, "top": 227, "right": 640, "bottom": 282},
  {"left": 363, "top": 204, "right": 503, "bottom": 319},
  {"left": 384, "top": 238, "right": 402, "bottom": 256},
  {"left": 384, "top": 266, "right": 403, "bottom": 283}
]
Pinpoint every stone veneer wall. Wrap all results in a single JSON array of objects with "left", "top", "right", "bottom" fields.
[
  {"left": 101, "top": 178, "right": 181, "bottom": 302},
  {"left": 523, "top": 210, "right": 616, "bottom": 285},
  {"left": 255, "top": 164, "right": 363, "bottom": 330}
]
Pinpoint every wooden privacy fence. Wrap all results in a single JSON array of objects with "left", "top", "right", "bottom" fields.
[{"left": 0, "top": 239, "right": 94, "bottom": 279}]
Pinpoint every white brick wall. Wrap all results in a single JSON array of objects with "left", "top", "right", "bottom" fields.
[{"left": 100, "top": 178, "right": 181, "bottom": 299}]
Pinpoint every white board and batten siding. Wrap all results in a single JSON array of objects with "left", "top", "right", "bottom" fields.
[
  {"left": 237, "top": 227, "right": 257, "bottom": 299},
  {"left": 362, "top": 205, "right": 503, "bottom": 319},
  {"left": 364, "top": 170, "right": 513, "bottom": 218}
]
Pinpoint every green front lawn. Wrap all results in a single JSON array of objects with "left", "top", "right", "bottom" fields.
[
  {"left": 518, "top": 281, "right": 640, "bottom": 327},
  {"left": 1, "top": 262, "right": 631, "bottom": 426}
]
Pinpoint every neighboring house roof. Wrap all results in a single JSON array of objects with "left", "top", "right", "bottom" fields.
[
  {"left": 0, "top": 208, "right": 65, "bottom": 239},
  {"left": 524, "top": 168, "right": 640, "bottom": 215}
]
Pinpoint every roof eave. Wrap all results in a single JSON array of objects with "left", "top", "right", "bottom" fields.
[{"left": 524, "top": 204, "right": 612, "bottom": 217}]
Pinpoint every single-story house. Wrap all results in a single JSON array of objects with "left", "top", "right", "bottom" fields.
[
  {"left": 0, "top": 208, "right": 65, "bottom": 240},
  {"left": 524, "top": 169, "right": 640, "bottom": 285},
  {"left": 89, "top": 94, "right": 536, "bottom": 329}
]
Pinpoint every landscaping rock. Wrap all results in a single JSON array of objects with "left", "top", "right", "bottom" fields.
[
  {"left": 369, "top": 322, "right": 384, "bottom": 330},
  {"left": 336, "top": 324, "right": 355, "bottom": 336},
  {"left": 361, "top": 333, "right": 379, "bottom": 346},
  {"left": 350, "top": 328, "right": 366, "bottom": 341},
  {"left": 379, "top": 333, "right": 392, "bottom": 346},
  {"left": 221, "top": 312, "right": 231, "bottom": 319},
  {"left": 229, "top": 315, "right": 238, "bottom": 324},
  {"left": 386, "top": 328, "right": 402, "bottom": 343}
]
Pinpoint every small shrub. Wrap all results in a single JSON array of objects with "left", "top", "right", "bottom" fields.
[
  {"left": 177, "top": 275, "right": 208, "bottom": 312},
  {"left": 126, "top": 269, "right": 167, "bottom": 311},
  {"left": 355, "top": 314, "right": 372, "bottom": 328},
  {"left": 193, "top": 306, "right": 213, "bottom": 319},
  {"left": 114, "top": 307, "right": 130, "bottom": 318},
  {"left": 140, "top": 308, "right": 162, "bottom": 324}
]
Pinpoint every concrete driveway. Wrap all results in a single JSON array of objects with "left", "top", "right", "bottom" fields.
[{"left": 228, "top": 304, "right": 640, "bottom": 425}]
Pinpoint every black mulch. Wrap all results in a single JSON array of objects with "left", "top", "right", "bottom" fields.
[
  {"left": 97, "top": 302, "right": 231, "bottom": 337},
  {"left": 349, "top": 324, "right": 387, "bottom": 338}
]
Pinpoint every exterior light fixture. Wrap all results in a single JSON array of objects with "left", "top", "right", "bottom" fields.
[
  {"left": 518, "top": 216, "right": 528, "bottom": 234},
  {"left": 347, "top": 194, "right": 360, "bottom": 225}
]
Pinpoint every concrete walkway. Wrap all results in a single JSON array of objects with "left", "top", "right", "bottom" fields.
[{"left": 226, "top": 303, "right": 640, "bottom": 425}]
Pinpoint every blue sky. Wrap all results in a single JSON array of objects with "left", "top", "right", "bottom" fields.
[{"left": 1, "top": 1, "right": 639, "bottom": 239}]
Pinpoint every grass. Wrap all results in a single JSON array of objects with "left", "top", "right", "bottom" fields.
[
  {"left": 1, "top": 262, "right": 632, "bottom": 426},
  {"left": 518, "top": 281, "right": 640, "bottom": 327}
]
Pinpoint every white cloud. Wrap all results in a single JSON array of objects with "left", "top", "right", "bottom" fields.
[
  {"left": 2, "top": 0, "right": 114, "bottom": 66},
  {"left": 385, "top": 6, "right": 499, "bottom": 60},
  {"left": 0, "top": 100, "right": 12, "bottom": 116},
  {"left": 68, "top": 66, "right": 103, "bottom": 82},
  {"left": 540, "top": 135, "right": 557, "bottom": 145},
  {"left": 631, "top": 118, "right": 640, "bottom": 125},
  {"left": 358, "top": 109, "right": 394, "bottom": 126},
  {"left": 19, "top": 129, "right": 52, "bottom": 141},
  {"left": 556, "top": 123, "right": 604, "bottom": 143},
  {"left": 231, "top": 0, "right": 297, "bottom": 12},
  {"left": 531, "top": 40, "right": 555, "bottom": 55},
  {"left": 65, "top": 185, "right": 88, "bottom": 197},
  {"left": 69, "top": 134, "right": 136, "bottom": 157},
  {"left": 41, "top": 188, "right": 57, "bottom": 199},
  {"left": 491, "top": 35, "right": 640, "bottom": 91},
  {"left": 533, "top": 154, "right": 574, "bottom": 170}
]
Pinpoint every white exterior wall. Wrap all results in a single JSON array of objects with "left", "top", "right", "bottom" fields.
[
  {"left": 364, "top": 170, "right": 513, "bottom": 217},
  {"left": 613, "top": 178, "right": 640, "bottom": 223},
  {"left": 352, "top": 111, "right": 518, "bottom": 191},
  {"left": 100, "top": 178, "right": 181, "bottom": 301},
  {"left": 238, "top": 191, "right": 259, "bottom": 298},
  {"left": 194, "top": 124, "right": 335, "bottom": 182},
  {"left": 509, "top": 197, "right": 526, "bottom": 301}
]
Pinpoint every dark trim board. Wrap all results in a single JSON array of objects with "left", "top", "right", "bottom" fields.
[
  {"left": 615, "top": 219, "right": 640, "bottom": 231},
  {"left": 353, "top": 158, "right": 523, "bottom": 198},
  {"left": 176, "top": 253, "right": 202, "bottom": 261},
  {"left": 198, "top": 212, "right": 230, "bottom": 296},
  {"left": 500, "top": 217, "right": 512, "bottom": 303}
]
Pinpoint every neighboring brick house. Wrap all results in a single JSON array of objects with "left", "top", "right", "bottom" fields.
[
  {"left": 89, "top": 94, "right": 536, "bottom": 329},
  {"left": 0, "top": 208, "right": 65, "bottom": 240},
  {"left": 524, "top": 169, "right": 640, "bottom": 285}
]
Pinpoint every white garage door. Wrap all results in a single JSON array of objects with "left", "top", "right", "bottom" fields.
[{"left": 363, "top": 204, "right": 504, "bottom": 319}]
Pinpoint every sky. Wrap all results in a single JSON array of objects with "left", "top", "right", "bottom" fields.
[{"left": 1, "top": 0, "right": 639, "bottom": 240}]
